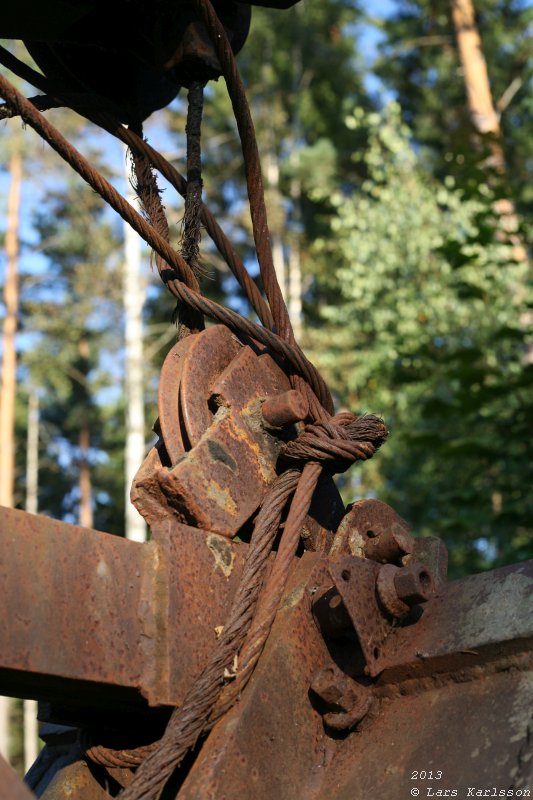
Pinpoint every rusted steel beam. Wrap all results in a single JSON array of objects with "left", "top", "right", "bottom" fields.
[
  {"left": 0, "top": 507, "right": 146, "bottom": 706},
  {"left": 0, "top": 506, "right": 246, "bottom": 717},
  {"left": 0, "top": 755, "right": 36, "bottom": 799}
]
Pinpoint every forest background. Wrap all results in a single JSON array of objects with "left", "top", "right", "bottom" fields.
[{"left": 0, "top": 0, "right": 532, "bottom": 774}]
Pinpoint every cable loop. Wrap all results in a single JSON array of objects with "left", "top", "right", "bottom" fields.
[{"left": 280, "top": 412, "right": 389, "bottom": 473}]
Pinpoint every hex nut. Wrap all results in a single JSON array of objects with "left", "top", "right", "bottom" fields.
[{"left": 393, "top": 563, "right": 434, "bottom": 606}]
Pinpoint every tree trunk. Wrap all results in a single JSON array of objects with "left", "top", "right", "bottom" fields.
[
  {"left": 25, "top": 393, "right": 39, "bottom": 516},
  {"left": 0, "top": 149, "right": 22, "bottom": 762},
  {"left": 287, "top": 178, "right": 303, "bottom": 342},
  {"left": 78, "top": 338, "right": 93, "bottom": 529},
  {"left": 79, "top": 419, "right": 93, "bottom": 528},
  {"left": 263, "top": 150, "right": 287, "bottom": 301},
  {"left": 450, "top": 0, "right": 526, "bottom": 259},
  {"left": 450, "top": 0, "right": 502, "bottom": 142},
  {"left": 123, "top": 148, "right": 147, "bottom": 542},
  {"left": 24, "top": 393, "right": 39, "bottom": 771},
  {"left": 0, "top": 150, "right": 22, "bottom": 508}
]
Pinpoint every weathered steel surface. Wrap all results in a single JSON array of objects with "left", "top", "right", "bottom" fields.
[
  {"left": 177, "top": 558, "right": 533, "bottom": 800},
  {"left": 177, "top": 325, "right": 241, "bottom": 449},
  {"left": 2, "top": 492, "right": 531, "bottom": 800},
  {"left": 0, "top": 507, "right": 247, "bottom": 715},
  {"left": 313, "top": 554, "right": 435, "bottom": 677},
  {"left": 325, "top": 668, "right": 533, "bottom": 800},
  {"left": 158, "top": 335, "right": 196, "bottom": 461},
  {"left": 0, "top": 755, "right": 36, "bottom": 799},
  {"left": 177, "top": 553, "right": 330, "bottom": 800},
  {"left": 262, "top": 389, "right": 309, "bottom": 428},
  {"left": 164, "top": 332, "right": 291, "bottom": 537},
  {"left": 328, "top": 556, "right": 392, "bottom": 674},
  {"left": 134, "top": 325, "right": 346, "bottom": 546},
  {"left": 149, "top": 517, "right": 250, "bottom": 708},
  {"left": 38, "top": 759, "right": 112, "bottom": 800}
]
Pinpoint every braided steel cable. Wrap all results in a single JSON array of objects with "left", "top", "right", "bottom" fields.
[
  {"left": 0, "top": 72, "right": 332, "bottom": 409},
  {"left": 191, "top": 0, "right": 294, "bottom": 345}
]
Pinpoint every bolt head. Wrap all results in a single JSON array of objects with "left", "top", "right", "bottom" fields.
[{"left": 393, "top": 563, "right": 434, "bottom": 606}]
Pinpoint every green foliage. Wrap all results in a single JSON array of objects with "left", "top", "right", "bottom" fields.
[{"left": 308, "top": 103, "right": 532, "bottom": 576}]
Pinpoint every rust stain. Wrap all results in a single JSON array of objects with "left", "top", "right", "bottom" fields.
[{"left": 205, "top": 479, "right": 237, "bottom": 515}]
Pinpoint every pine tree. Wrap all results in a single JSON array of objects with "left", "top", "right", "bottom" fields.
[{"left": 375, "top": 0, "right": 533, "bottom": 212}]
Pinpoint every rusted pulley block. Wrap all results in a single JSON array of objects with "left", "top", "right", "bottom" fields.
[{"left": 132, "top": 325, "right": 343, "bottom": 542}]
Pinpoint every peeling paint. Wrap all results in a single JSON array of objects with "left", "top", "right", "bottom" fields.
[
  {"left": 96, "top": 559, "right": 109, "bottom": 579},
  {"left": 207, "top": 534, "right": 235, "bottom": 577}
]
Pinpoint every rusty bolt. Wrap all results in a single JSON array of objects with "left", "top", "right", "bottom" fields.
[
  {"left": 310, "top": 666, "right": 372, "bottom": 731},
  {"left": 377, "top": 562, "right": 435, "bottom": 619},
  {"left": 310, "top": 666, "right": 344, "bottom": 706},
  {"left": 376, "top": 564, "right": 411, "bottom": 619},
  {"left": 261, "top": 390, "right": 309, "bottom": 428},
  {"left": 394, "top": 562, "right": 434, "bottom": 606},
  {"left": 330, "top": 499, "right": 414, "bottom": 564},
  {"left": 364, "top": 523, "right": 414, "bottom": 564}
]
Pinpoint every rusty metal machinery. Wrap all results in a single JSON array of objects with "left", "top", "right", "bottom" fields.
[
  {"left": 0, "top": 3, "right": 532, "bottom": 800},
  {"left": 1, "top": 328, "right": 531, "bottom": 800}
]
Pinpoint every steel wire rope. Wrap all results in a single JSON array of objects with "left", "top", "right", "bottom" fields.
[
  {"left": 0, "top": 71, "right": 332, "bottom": 408},
  {"left": 189, "top": 0, "right": 338, "bottom": 428},
  {"left": 129, "top": 98, "right": 206, "bottom": 338},
  {"left": 118, "top": 469, "right": 302, "bottom": 800},
  {"left": 191, "top": 0, "right": 295, "bottom": 346}
]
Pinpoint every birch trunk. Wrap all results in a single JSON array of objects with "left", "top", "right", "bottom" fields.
[
  {"left": 123, "top": 147, "right": 147, "bottom": 542},
  {"left": 0, "top": 149, "right": 22, "bottom": 762},
  {"left": 287, "top": 178, "right": 303, "bottom": 342},
  {"left": 78, "top": 338, "right": 93, "bottom": 529},
  {"left": 25, "top": 394, "right": 39, "bottom": 516},
  {"left": 24, "top": 393, "right": 39, "bottom": 771},
  {"left": 263, "top": 151, "right": 287, "bottom": 300}
]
